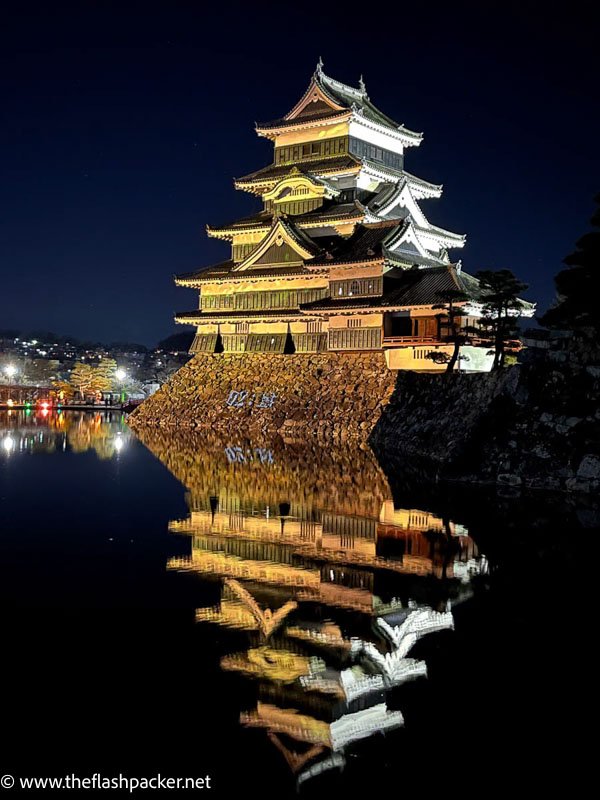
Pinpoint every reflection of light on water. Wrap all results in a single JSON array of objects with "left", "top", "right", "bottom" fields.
[
  {"left": 114, "top": 434, "right": 124, "bottom": 454},
  {"left": 2, "top": 435, "right": 15, "bottom": 454}
]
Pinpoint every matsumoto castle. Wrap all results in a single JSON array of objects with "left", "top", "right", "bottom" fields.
[{"left": 175, "top": 61, "right": 532, "bottom": 371}]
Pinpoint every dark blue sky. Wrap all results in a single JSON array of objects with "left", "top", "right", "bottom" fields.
[{"left": 1, "top": 1, "right": 598, "bottom": 345}]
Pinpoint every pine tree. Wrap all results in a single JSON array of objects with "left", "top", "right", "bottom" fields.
[
  {"left": 430, "top": 288, "right": 469, "bottom": 373},
  {"left": 475, "top": 270, "right": 529, "bottom": 370},
  {"left": 540, "top": 194, "right": 600, "bottom": 336}
]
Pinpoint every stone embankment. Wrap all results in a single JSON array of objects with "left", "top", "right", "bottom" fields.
[
  {"left": 128, "top": 351, "right": 396, "bottom": 440},
  {"left": 371, "top": 346, "right": 600, "bottom": 494},
  {"left": 130, "top": 344, "right": 600, "bottom": 494}
]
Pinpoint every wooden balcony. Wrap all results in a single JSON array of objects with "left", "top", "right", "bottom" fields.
[{"left": 382, "top": 336, "right": 441, "bottom": 347}]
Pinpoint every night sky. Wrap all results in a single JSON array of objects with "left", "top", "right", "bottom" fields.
[{"left": 1, "top": 1, "right": 598, "bottom": 346}]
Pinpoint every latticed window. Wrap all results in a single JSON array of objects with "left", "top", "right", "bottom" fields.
[
  {"left": 328, "top": 328, "right": 382, "bottom": 350},
  {"left": 330, "top": 278, "right": 382, "bottom": 298},
  {"left": 235, "top": 322, "right": 249, "bottom": 334}
]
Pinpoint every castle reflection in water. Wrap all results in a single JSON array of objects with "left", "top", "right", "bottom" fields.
[{"left": 135, "top": 427, "right": 488, "bottom": 789}]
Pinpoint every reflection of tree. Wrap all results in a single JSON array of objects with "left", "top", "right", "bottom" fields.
[
  {"left": 1, "top": 411, "right": 129, "bottom": 459},
  {"left": 66, "top": 413, "right": 123, "bottom": 459}
]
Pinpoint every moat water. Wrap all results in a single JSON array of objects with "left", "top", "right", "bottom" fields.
[{"left": 0, "top": 410, "right": 591, "bottom": 796}]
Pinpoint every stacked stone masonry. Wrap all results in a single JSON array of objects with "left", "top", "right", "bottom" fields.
[{"left": 129, "top": 352, "right": 397, "bottom": 440}]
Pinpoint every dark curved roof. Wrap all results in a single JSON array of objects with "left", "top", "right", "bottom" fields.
[
  {"left": 310, "top": 221, "right": 403, "bottom": 266},
  {"left": 175, "top": 260, "right": 235, "bottom": 283},
  {"left": 236, "top": 156, "right": 360, "bottom": 186},
  {"left": 256, "top": 67, "right": 421, "bottom": 140},
  {"left": 301, "top": 266, "right": 481, "bottom": 311},
  {"left": 209, "top": 202, "right": 364, "bottom": 234}
]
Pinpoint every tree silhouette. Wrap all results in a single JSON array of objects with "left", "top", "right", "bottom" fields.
[
  {"left": 540, "top": 194, "right": 600, "bottom": 336},
  {"left": 475, "top": 270, "right": 529, "bottom": 370},
  {"left": 429, "top": 288, "right": 469, "bottom": 373}
]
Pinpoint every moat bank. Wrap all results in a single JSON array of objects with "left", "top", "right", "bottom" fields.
[
  {"left": 371, "top": 347, "right": 600, "bottom": 494},
  {"left": 129, "top": 348, "right": 600, "bottom": 493}
]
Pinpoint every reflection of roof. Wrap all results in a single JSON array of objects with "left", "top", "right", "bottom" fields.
[
  {"left": 236, "top": 156, "right": 360, "bottom": 186},
  {"left": 302, "top": 266, "right": 482, "bottom": 311}
]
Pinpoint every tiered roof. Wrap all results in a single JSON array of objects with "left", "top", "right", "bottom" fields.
[
  {"left": 255, "top": 59, "right": 423, "bottom": 145},
  {"left": 207, "top": 202, "right": 365, "bottom": 238},
  {"left": 235, "top": 156, "right": 361, "bottom": 191},
  {"left": 175, "top": 62, "right": 478, "bottom": 324},
  {"left": 301, "top": 265, "right": 481, "bottom": 313}
]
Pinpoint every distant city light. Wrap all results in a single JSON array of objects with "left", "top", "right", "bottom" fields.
[
  {"left": 115, "top": 368, "right": 126, "bottom": 380},
  {"left": 4, "top": 364, "right": 17, "bottom": 378},
  {"left": 6, "top": 398, "right": 14, "bottom": 407}
]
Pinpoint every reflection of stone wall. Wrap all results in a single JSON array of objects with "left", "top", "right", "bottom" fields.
[
  {"left": 132, "top": 426, "right": 391, "bottom": 520},
  {"left": 129, "top": 352, "right": 396, "bottom": 440}
]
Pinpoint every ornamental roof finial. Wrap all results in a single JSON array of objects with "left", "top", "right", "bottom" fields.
[
  {"left": 316, "top": 56, "right": 324, "bottom": 75},
  {"left": 359, "top": 74, "right": 367, "bottom": 95}
]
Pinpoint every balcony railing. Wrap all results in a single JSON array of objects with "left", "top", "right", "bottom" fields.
[{"left": 382, "top": 336, "right": 440, "bottom": 346}]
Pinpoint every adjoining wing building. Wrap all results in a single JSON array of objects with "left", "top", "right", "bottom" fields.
[{"left": 175, "top": 61, "right": 531, "bottom": 371}]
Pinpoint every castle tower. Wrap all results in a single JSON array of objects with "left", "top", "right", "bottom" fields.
[{"left": 174, "top": 62, "right": 499, "bottom": 370}]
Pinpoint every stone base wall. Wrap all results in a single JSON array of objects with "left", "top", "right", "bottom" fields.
[
  {"left": 129, "top": 352, "right": 396, "bottom": 440},
  {"left": 370, "top": 356, "right": 600, "bottom": 493}
]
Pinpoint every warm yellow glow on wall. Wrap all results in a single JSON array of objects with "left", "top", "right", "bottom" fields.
[
  {"left": 385, "top": 345, "right": 453, "bottom": 371},
  {"left": 201, "top": 277, "right": 329, "bottom": 296},
  {"left": 231, "top": 231, "right": 266, "bottom": 246},
  {"left": 274, "top": 122, "right": 350, "bottom": 148},
  {"left": 329, "top": 264, "right": 382, "bottom": 280},
  {"left": 329, "top": 313, "right": 384, "bottom": 329}
]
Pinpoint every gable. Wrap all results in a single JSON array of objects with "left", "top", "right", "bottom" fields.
[
  {"left": 263, "top": 174, "right": 327, "bottom": 205},
  {"left": 232, "top": 219, "right": 317, "bottom": 272},
  {"left": 285, "top": 78, "right": 347, "bottom": 121},
  {"left": 252, "top": 241, "right": 304, "bottom": 267}
]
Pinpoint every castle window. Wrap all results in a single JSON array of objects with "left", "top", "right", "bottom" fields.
[
  {"left": 302, "top": 144, "right": 311, "bottom": 156},
  {"left": 350, "top": 281, "right": 360, "bottom": 296},
  {"left": 311, "top": 142, "right": 320, "bottom": 154}
]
